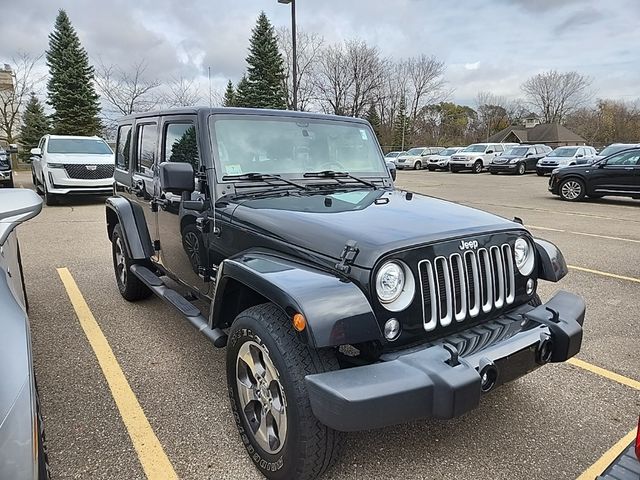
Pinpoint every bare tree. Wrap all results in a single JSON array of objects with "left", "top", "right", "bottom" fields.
[
  {"left": 94, "top": 59, "right": 161, "bottom": 116},
  {"left": 164, "top": 76, "right": 202, "bottom": 107},
  {"left": 405, "top": 55, "right": 447, "bottom": 121},
  {"left": 0, "top": 53, "right": 45, "bottom": 149},
  {"left": 277, "top": 27, "right": 324, "bottom": 111},
  {"left": 313, "top": 39, "right": 386, "bottom": 117},
  {"left": 521, "top": 70, "right": 593, "bottom": 123}
]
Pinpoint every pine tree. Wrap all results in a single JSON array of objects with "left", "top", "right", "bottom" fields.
[
  {"left": 223, "top": 80, "right": 236, "bottom": 107},
  {"left": 393, "top": 97, "right": 410, "bottom": 150},
  {"left": 46, "top": 9, "right": 101, "bottom": 135},
  {"left": 244, "top": 12, "right": 286, "bottom": 109},
  {"left": 365, "top": 105, "right": 382, "bottom": 143},
  {"left": 234, "top": 76, "right": 252, "bottom": 108},
  {"left": 18, "top": 94, "right": 50, "bottom": 162}
]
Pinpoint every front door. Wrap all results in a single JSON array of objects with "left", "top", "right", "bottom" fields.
[
  {"left": 590, "top": 149, "right": 640, "bottom": 195},
  {"left": 156, "top": 116, "right": 210, "bottom": 294}
]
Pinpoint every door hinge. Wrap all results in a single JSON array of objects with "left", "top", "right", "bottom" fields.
[
  {"left": 335, "top": 240, "right": 359, "bottom": 274},
  {"left": 153, "top": 240, "right": 161, "bottom": 251}
]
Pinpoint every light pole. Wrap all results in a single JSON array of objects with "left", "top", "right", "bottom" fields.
[{"left": 278, "top": 0, "right": 297, "bottom": 110}]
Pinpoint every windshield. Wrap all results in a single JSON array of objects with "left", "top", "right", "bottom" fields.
[
  {"left": 405, "top": 148, "right": 424, "bottom": 156},
  {"left": 210, "top": 115, "right": 387, "bottom": 178},
  {"left": 599, "top": 145, "right": 634, "bottom": 157},
  {"left": 440, "top": 148, "right": 459, "bottom": 156},
  {"left": 549, "top": 147, "right": 578, "bottom": 157},
  {"left": 463, "top": 144, "right": 487, "bottom": 153},
  {"left": 47, "top": 138, "right": 112, "bottom": 155},
  {"left": 385, "top": 151, "right": 400, "bottom": 158},
  {"left": 505, "top": 147, "right": 529, "bottom": 156}
]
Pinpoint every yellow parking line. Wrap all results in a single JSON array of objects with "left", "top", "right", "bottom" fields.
[
  {"left": 57, "top": 268, "right": 178, "bottom": 480},
  {"left": 567, "top": 265, "right": 640, "bottom": 284},
  {"left": 529, "top": 225, "right": 640, "bottom": 245},
  {"left": 576, "top": 427, "right": 636, "bottom": 480},
  {"left": 567, "top": 358, "right": 640, "bottom": 391}
]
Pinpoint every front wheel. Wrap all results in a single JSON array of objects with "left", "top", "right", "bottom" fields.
[
  {"left": 473, "top": 160, "right": 483, "bottom": 173},
  {"left": 227, "top": 304, "right": 343, "bottom": 480},
  {"left": 517, "top": 163, "right": 526, "bottom": 175},
  {"left": 414, "top": 160, "right": 422, "bottom": 170},
  {"left": 559, "top": 178, "right": 586, "bottom": 201}
]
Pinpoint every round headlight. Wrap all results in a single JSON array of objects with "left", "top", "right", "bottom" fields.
[
  {"left": 514, "top": 237, "right": 535, "bottom": 276},
  {"left": 376, "top": 262, "right": 405, "bottom": 304}
]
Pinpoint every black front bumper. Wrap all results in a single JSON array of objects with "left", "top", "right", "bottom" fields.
[
  {"left": 306, "top": 291, "right": 585, "bottom": 432},
  {"left": 488, "top": 163, "right": 517, "bottom": 173}
]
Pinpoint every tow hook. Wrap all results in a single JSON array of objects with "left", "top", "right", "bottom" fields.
[{"left": 478, "top": 358, "right": 498, "bottom": 393}]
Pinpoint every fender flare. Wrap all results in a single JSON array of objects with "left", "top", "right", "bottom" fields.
[
  {"left": 211, "top": 250, "right": 383, "bottom": 348},
  {"left": 534, "top": 238, "right": 568, "bottom": 282},
  {"left": 105, "top": 196, "right": 154, "bottom": 260}
]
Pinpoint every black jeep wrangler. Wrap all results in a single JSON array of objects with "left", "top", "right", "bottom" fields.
[{"left": 106, "top": 107, "right": 585, "bottom": 480}]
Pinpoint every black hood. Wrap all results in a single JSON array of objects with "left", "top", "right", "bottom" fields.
[{"left": 229, "top": 189, "right": 521, "bottom": 268}]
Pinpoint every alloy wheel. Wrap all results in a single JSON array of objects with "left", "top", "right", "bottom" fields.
[
  {"left": 114, "top": 236, "right": 127, "bottom": 285},
  {"left": 183, "top": 231, "right": 200, "bottom": 268},
  {"left": 236, "top": 340, "right": 288, "bottom": 454},
  {"left": 561, "top": 180, "right": 582, "bottom": 200}
]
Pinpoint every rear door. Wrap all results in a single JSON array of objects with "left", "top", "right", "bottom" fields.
[
  {"left": 589, "top": 149, "right": 640, "bottom": 195},
  {"left": 131, "top": 119, "right": 160, "bottom": 248}
]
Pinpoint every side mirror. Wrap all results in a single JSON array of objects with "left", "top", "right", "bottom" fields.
[
  {"left": 30, "top": 148, "right": 42, "bottom": 156},
  {"left": 159, "top": 162, "right": 194, "bottom": 194},
  {"left": 486, "top": 150, "right": 494, "bottom": 154},
  {"left": 525, "top": 153, "right": 533, "bottom": 157}
]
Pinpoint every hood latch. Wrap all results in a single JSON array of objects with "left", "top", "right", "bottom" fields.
[{"left": 335, "top": 240, "right": 359, "bottom": 274}]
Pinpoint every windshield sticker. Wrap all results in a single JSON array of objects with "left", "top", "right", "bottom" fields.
[
  {"left": 225, "top": 164, "right": 243, "bottom": 175},
  {"left": 359, "top": 129, "right": 368, "bottom": 140}
]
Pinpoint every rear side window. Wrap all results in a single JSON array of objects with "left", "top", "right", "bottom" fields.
[
  {"left": 493, "top": 145, "right": 503, "bottom": 152},
  {"left": 163, "top": 123, "right": 200, "bottom": 172},
  {"left": 116, "top": 125, "right": 132, "bottom": 170},
  {"left": 136, "top": 123, "right": 157, "bottom": 176}
]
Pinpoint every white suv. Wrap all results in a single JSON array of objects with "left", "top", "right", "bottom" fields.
[
  {"left": 449, "top": 143, "right": 515, "bottom": 173},
  {"left": 31, "top": 135, "right": 114, "bottom": 205},
  {"left": 395, "top": 147, "right": 444, "bottom": 170},
  {"left": 535, "top": 146, "right": 598, "bottom": 176}
]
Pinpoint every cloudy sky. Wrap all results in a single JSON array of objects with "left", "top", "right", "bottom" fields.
[{"left": 1, "top": 0, "right": 639, "bottom": 107}]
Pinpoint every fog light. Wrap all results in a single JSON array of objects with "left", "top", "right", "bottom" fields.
[
  {"left": 384, "top": 318, "right": 401, "bottom": 341},
  {"left": 526, "top": 278, "right": 535, "bottom": 295},
  {"left": 479, "top": 362, "right": 498, "bottom": 393}
]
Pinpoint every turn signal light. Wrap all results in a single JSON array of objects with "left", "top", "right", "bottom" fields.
[{"left": 293, "top": 313, "right": 306, "bottom": 332}]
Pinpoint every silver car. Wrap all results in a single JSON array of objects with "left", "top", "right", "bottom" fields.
[{"left": 0, "top": 189, "right": 48, "bottom": 480}]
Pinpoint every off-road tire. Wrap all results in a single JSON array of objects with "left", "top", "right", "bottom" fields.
[
  {"left": 111, "top": 224, "right": 152, "bottom": 301},
  {"left": 227, "top": 303, "right": 343, "bottom": 480},
  {"left": 558, "top": 178, "right": 586, "bottom": 202},
  {"left": 473, "top": 160, "right": 483, "bottom": 173},
  {"left": 517, "top": 163, "right": 526, "bottom": 175},
  {"left": 414, "top": 160, "right": 422, "bottom": 170}
]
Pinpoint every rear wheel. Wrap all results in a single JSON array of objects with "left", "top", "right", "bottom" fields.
[
  {"left": 473, "top": 160, "right": 483, "bottom": 173},
  {"left": 517, "top": 163, "right": 526, "bottom": 175},
  {"left": 559, "top": 178, "right": 586, "bottom": 201},
  {"left": 111, "top": 224, "right": 152, "bottom": 301},
  {"left": 414, "top": 160, "right": 422, "bottom": 170},
  {"left": 227, "top": 304, "right": 343, "bottom": 480}
]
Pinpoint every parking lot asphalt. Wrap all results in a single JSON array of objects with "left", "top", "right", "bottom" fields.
[{"left": 12, "top": 168, "right": 640, "bottom": 480}]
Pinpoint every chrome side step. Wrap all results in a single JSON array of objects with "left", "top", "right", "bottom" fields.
[{"left": 130, "top": 264, "right": 227, "bottom": 347}]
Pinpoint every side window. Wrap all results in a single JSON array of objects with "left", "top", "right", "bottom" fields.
[
  {"left": 606, "top": 151, "right": 640, "bottom": 166},
  {"left": 115, "top": 125, "right": 132, "bottom": 170},
  {"left": 163, "top": 123, "right": 200, "bottom": 172},
  {"left": 135, "top": 123, "right": 157, "bottom": 176},
  {"left": 493, "top": 145, "right": 503, "bottom": 153},
  {"left": 38, "top": 137, "right": 46, "bottom": 149}
]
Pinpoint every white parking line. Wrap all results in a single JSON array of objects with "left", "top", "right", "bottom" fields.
[{"left": 529, "top": 225, "right": 640, "bottom": 244}]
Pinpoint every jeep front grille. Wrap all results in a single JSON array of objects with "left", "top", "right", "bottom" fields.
[
  {"left": 64, "top": 164, "right": 115, "bottom": 180},
  {"left": 419, "top": 245, "right": 516, "bottom": 331}
]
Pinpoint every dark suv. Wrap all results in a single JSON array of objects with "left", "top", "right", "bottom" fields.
[
  {"left": 0, "top": 149, "right": 13, "bottom": 188},
  {"left": 488, "top": 144, "right": 552, "bottom": 175},
  {"left": 106, "top": 107, "right": 585, "bottom": 480},
  {"left": 549, "top": 147, "right": 640, "bottom": 201}
]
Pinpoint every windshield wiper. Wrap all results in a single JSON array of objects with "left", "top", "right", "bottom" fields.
[
  {"left": 222, "top": 172, "right": 310, "bottom": 190},
  {"left": 302, "top": 170, "right": 377, "bottom": 189}
]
